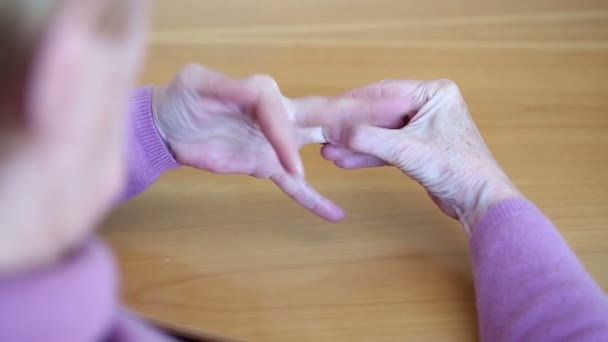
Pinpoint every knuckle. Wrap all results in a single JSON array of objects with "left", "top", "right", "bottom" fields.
[
  {"left": 247, "top": 74, "right": 279, "bottom": 91},
  {"left": 441, "top": 79, "right": 465, "bottom": 103},
  {"left": 432, "top": 79, "right": 466, "bottom": 111},
  {"left": 178, "top": 63, "right": 206, "bottom": 80},
  {"left": 289, "top": 187, "right": 307, "bottom": 202},
  {"left": 378, "top": 79, "right": 394, "bottom": 96},
  {"left": 176, "top": 63, "right": 208, "bottom": 88},
  {"left": 182, "top": 63, "right": 207, "bottom": 75},
  {"left": 436, "top": 79, "right": 461, "bottom": 97}
]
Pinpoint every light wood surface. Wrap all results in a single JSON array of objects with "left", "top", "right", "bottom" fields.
[{"left": 101, "top": 1, "right": 608, "bottom": 341}]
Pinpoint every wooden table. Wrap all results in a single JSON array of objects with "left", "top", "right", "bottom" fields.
[{"left": 101, "top": 1, "right": 608, "bottom": 340}]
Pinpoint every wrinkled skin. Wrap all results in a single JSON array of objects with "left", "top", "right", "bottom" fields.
[{"left": 323, "top": 79, "right": 521, "bottom": 234}]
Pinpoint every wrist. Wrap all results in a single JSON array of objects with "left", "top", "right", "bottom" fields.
[
  {"left": 151, "top": 85, "right": 173, "bottom": 155},
  {"left": 460, "top": 174, "right": 522, "bottom": 236}
]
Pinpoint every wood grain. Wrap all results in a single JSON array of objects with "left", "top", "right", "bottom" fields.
[{"left": 101, "top": 1, "right": 608, "bottom": 340}]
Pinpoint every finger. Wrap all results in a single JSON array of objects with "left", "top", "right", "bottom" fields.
[
  {"left": 341, "top": 82, "right": 384, "bottom": 98},
  {"left": 343, "top": 79, "right": 424, "bottom": 103},
  {"left": 343, "top": 79, "right": 456, "bottom": 122},
  {"left": 255, "top": 82, "right": 303, "bottom": 176},
  {"left": 335, "top": 155, "right": 387, "bottom": 169},
  {"left": 300, "top": 127, "right": 326, "bottom": 144},
  {"left": 293, "top": 96, "right": 410, "bottom": 129},
  {"left": 321, "top": 145, "right": 387, "bottom": 168},
  {"left": 321, "top": 144, "right": 358, "bottom": 161},
  {"left": 324, "top": 125, "right": 405, "bottom": 165},
  {"left": 272, "top": 174, "right": 346, "bottom": 222},
  {"left": 181, "top": 65, "right": 261, "bottom": 105}
]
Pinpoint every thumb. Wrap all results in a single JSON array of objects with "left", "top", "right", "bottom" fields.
[{"left": 323, "top": 125, "right": 407, "bottom": 166}]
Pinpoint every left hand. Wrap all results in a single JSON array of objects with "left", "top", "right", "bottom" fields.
[{"left": 153, "top": 64, "right": 408, "bottom": 221}]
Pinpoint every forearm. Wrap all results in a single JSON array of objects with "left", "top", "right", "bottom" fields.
[
  {"left": 471, "top": 198, "right": 608, "bottom": 341},
  {"left": 119, "top": 86, "right": 180, "bottom": 203}
]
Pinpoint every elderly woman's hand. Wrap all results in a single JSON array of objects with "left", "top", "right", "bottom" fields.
[
  {"left": 322, "top": 80, "right": 521, "bottom": 233},
  {"left": 153, "top": 65, "right": 407, "bottom": 221}
]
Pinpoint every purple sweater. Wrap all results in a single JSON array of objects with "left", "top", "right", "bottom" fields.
[{"left": 0, "top": 87, "right": 606, "bottom": 341}]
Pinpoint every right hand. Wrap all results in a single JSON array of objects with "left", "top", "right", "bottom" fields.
[{"left": 322, "top": 79, "right": 522, "bottom": 234}]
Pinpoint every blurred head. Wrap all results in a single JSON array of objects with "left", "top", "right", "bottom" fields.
[{"left": 0, "top": 0, "right": 148, "bottom": 273}]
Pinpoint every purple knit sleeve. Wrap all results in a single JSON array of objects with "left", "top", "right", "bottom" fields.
[
  {"left": 120, "top": 86, "right": 180, "bottom": 202},
  {"left": 471, "top": 198, "right": 608, "bottom": 341}
]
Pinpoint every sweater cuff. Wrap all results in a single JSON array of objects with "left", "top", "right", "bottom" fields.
[
  {"left": 129, "top": 86, "right": 180, "bottom": 174},
  {"left": 470, "top": 197, "right": 539, "bottom": 243}
]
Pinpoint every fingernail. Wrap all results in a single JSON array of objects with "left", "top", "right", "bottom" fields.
[{"left": 322, "top": 126, "right": 341, "bottom": 145}]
